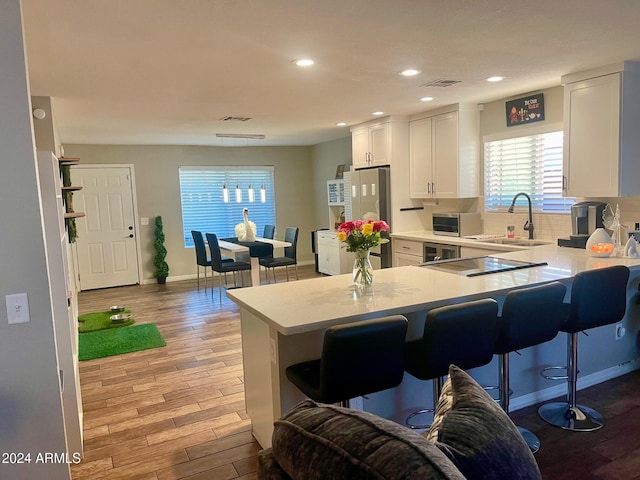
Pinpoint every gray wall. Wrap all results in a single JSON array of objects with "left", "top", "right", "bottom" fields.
[
  {"left": 63, "top": 143, "right": 323, "bottom": 282},
  {"left": 0, "top": 2, "right": 70, "bottom": 478},
  {"left": 311, "top": 135, "right": 352, "bottom": 229}
]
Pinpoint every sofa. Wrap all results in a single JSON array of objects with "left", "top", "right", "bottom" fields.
[{"left": 258, "top": 365, "right": 541, "bottom": 480}]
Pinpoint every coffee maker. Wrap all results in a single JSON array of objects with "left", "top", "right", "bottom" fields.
[{"left": 557, "top": 201, "right": 608, "bottom": 248}]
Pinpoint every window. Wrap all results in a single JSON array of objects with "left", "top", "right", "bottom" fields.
[
  {"left": 484, "top": 126, "right": 573, "bottom": 213},
  {"left": 179, "top": 166, "right": 276, "bottom": 247}
]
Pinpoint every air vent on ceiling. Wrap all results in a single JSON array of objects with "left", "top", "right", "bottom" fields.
[
  {"left": 421, "top": 79, "right": 461, "bottom": 88},
  {"left": 219, "top": 115, "right": 252, "bottom": 122}
]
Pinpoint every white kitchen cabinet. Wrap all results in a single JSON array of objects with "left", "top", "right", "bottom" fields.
[
  {"left": 562, "top": 61, "right": 640, "bottom": 197},
  {"left": 409, "top": 105, "right": 479, "bottom": 199},
  {"left": 317, "top": 231, "right": 353, "bottom": 275},
  {"left": 351, "top": 116, "right": 408, "bottom": 169},
  {"left": 392, "top": 239, "right": 423, "bottom": 266}
]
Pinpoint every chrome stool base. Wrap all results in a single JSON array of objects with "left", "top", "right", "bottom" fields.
[
  {"left": 518, "top": 427, "right": 540, "bottom": 454},
  {"left": 406, "top": 408, "right": 434, "bottom": 430},
  {"left": 538, "top": 402, "right": 604, "bottom": 432}
]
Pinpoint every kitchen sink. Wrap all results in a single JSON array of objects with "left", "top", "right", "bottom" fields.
[{"left": 480, "top": 238, "right": 552, "bottom": 247}]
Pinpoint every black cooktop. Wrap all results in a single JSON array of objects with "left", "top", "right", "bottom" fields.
[{"left": 419, "top": 256, "right": 548, "bottom": 277}]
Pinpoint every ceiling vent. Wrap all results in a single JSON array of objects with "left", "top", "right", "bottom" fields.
[
  {"left": 421, "top": 79, "right": 461, "bottom": 88},
  {"left": 219, "top": 115, "right": 252, "bottom": 122}
]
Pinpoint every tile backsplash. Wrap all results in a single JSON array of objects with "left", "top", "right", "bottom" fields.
[
  {"left": 483, "top": 197, "right": 640, "bottom": 241},
  {"left": 482, "top": 212, "right": 571, "bottom": 241},
  {"left": 420, "top": 197, "right": 640, "bottom": 241}
]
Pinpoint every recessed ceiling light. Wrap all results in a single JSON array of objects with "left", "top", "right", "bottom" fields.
[
  {"left": 399, "top": 69, "right": 422, "bottom": 77},
  {"left": 294, "top": 59, "right": 314, "bottom": 67},
  {"left": 420, "top": 96, "right": 434, "bottom": 102},
  {"left": 372, "top": 111, "right": 385, "bottom": 116},
  {"left": 487, "top": 76, "right": 504, "bottom": 82},
  {"left": 336, "top": 122, "right": 347, "bottom": 127}
]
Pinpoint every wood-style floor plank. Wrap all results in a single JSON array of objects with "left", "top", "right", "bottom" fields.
[{"left": 71, "top": 264, "right": 640, "bottom": 479}]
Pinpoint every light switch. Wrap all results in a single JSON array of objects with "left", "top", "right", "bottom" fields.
[
  {"left": 6, "top": 293, "right": 30, "bottom": 324},
  {"left": 140, "top": 217, "right": 149, "bottom": 225}
]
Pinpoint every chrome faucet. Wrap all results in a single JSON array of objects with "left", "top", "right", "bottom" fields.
[{"left": 508, "top": 192, "right": 534, "bottom": 240}]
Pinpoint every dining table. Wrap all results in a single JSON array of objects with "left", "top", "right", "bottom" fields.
[{"left": 218, "top": 236, "right": 292, "bottom": 286}]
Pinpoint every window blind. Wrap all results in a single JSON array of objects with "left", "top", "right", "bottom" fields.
[
  {"left": 484, "top": 130, "right": 573, "bottom": 213},
  {"left": 179, "top": 166, "right": 276, "bottom": 247}
]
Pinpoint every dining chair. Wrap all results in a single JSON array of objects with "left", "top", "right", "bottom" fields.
[
  {"left": 191, "top": 230, "right": 211, "bottom": 291},
  {"left": 192, "top": 230, "right": 233, "bottom": 292},
  {"left": 259, "top": 226, "right": 299, "bottom": 283},
  {"left": 263, "top": 224, "right": 276, "bottom": 240},
  {"left": 205, "top": 233, "right": 251, "bottom": 302}
]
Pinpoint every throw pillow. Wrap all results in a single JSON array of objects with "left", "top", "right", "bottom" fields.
[
  {"left": 424, "top": 364, "right": 542, "bottom": 480},
  {"left": 271, "top": 399, "right": 466, "bottom": 480}
]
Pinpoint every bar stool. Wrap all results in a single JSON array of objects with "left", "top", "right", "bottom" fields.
[
  {"left": 404, "top": 298, "right": 499, "bottom": 429},
  {"left": 538, "top": 265, "right": 629, "bottom": 431},
  {"left": 495, "top": 281, "right": 567, "bottom": 452},
  {"left": 286, "top": 316, "right": 408, "bottom": 407}
]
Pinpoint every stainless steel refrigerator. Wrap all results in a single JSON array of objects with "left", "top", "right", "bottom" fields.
[{"left": 345, "top": 167, "right": 392, "bottom": 269}]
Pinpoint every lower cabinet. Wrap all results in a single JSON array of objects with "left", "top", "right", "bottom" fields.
[
  {"left": 317, "top": 231, "right": 353, "bottom": 275},
  {"left": 392, "top": 239, "right": 423, "bottom": 266}
]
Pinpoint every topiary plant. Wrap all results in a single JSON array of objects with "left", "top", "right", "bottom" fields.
[{"left": 153, "top": 216, "right": 169, "bottom": 283}]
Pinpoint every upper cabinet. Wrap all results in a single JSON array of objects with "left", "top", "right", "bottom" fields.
[
  {"left": 409, "top": 105, "right": 479, "bottom": 198},
  {"left": 351, "top": 116, "right": 408, "bottom": 169},
  {"left": 562, "top": 61, "right": 640, "bottom": 197}
]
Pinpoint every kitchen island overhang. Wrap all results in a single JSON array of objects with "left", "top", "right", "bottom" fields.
[{"left": 228, "top": 245, "right": 640, "bottom": 448}]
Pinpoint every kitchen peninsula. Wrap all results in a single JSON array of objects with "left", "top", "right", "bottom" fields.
[{"left": 228, "top": 245, "right": 640, "bottom": 448}]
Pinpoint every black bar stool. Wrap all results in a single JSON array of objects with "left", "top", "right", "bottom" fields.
[
  {"left": 286, "top": 315, "right": 408, "bottom": 407},
  {"left": 538, "top": 265, "right": 629, "bottom": 431},
  {"left": 495, "top": 281, "right": 567, "bottom": 452},
  {"left": 404, "top": 298, "right": 499, "bottom": 429}
]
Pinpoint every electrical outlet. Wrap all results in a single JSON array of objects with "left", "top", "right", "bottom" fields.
[{"left": 615, "top": 323, "right": 626, "bottom": 340}]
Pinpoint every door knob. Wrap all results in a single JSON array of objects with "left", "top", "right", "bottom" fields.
[
  {"left": 129, "top": 234, "right": 134, "bottom": 238},
  {"left": 128, "top": 226, "right": 133, "bottom": 230}
]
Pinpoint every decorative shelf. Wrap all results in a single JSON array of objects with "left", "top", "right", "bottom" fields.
[
  {"left": 62, "top": 186, "right": 83, "bottom": 191},
  {"left": 64, "top": 212, "right": 86, "bottom": 219},
  {"left": 58, "top": 157, "right": 80, "bottom": 165}
]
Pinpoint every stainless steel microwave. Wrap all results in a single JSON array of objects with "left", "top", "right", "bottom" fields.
[{"left": 432, "top": 212, "right": 482, "bottom": 237}]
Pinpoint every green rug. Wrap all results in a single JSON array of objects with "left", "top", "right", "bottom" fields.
[
  {"left": 78, "top": 323, "right": 166, "bottom": 361},
  {"left": 78, "top": 310, "right": 135, "bottom": 333}
]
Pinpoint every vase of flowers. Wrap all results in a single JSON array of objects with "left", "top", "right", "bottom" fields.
[{"left": 337, "top": 220, "right": 389, "bottom": 286}]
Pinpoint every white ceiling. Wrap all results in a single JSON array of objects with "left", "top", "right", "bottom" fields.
[{"left": 21, "top": 0, "right": 640, "bottom": 147}]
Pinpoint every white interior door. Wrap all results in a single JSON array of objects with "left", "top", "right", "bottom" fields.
[{"left": 72, "top": 166, "right": 140, "bottom": 290}]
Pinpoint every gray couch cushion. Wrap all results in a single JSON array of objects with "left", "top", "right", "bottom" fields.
[
  {"left": 424, "top": 365, "right": 542, "bottom": 480},
  {"left": 271, "top": 399, "right": 466, "bottom": 480},
  {"left": 258, "top": 448, "right": 292, "bottom": 480}
]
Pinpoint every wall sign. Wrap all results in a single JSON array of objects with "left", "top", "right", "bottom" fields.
[{"left": 506, "top": 93, "right": 545, "bottom": 127}]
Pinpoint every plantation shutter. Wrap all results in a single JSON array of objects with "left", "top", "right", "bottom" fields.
[
  {"left": 484, "top": 129, "right": 573, "bottom": 212},
  {"left": 179, "top": 166, "right": 276, "bottom": 247}
]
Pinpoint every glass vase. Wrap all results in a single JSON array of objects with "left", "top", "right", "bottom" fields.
[{"left": 353, "top": 249, "right": 374, "bottom": 286}]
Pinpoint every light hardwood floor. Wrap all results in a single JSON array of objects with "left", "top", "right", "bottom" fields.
[
  {"left": 71, "top": 264, "right": 640, "bottom": 480},
  {"left": 71, "top": 265, "right": 317, "bottom": 480}
]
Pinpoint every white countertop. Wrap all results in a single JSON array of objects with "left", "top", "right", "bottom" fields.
[{"left": 227, "top": 244, "right": 640, "bottom": 336}]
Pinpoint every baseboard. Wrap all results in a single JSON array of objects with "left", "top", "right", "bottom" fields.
[
  {"left": 141, "top": 260, "right": 315, "bottom": 285},
  {"left": 509, "top": 357, "right": 640, "bottom": 412}
]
